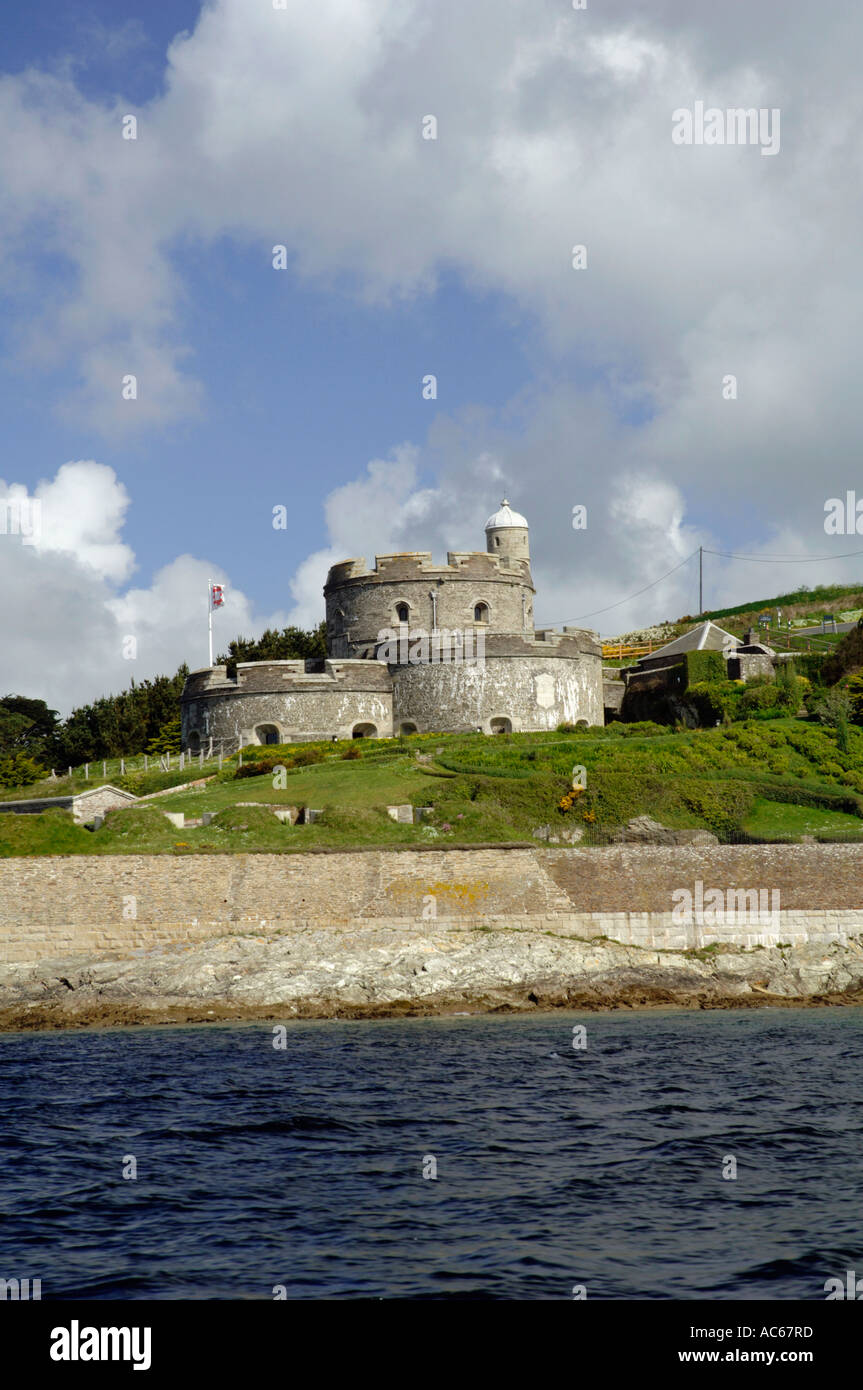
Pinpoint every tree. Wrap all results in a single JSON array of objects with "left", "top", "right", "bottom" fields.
[
  {"left": 218, "top": 623, "right": 327, "bottom": 676},
  {"left": 147, "top": 717, "right": 182, "bottom": 755},
  {"left": 0, "top": 696, "right": 60, "bottom": 759},
  {"left": 0, "top": 751, "right": 45, "bottom": 789},
  {"left": 51, "top": 664, "right": 190, "bottom": 765},
  {"left": 813, "top": 687, "right": 853, "bottom": 753}
]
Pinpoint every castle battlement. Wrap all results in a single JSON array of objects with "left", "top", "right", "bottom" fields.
[
  {"left": 183, "top": 658, "right": 391, "bottom": 700},
  {"left": 324, "top": 549, "right": 530, "bottom": 589},
  {"left": 181, "top": 497, "right": 605, "bottom": 744}
]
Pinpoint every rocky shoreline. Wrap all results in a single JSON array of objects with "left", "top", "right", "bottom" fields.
[{"left": 3, "top": 925, "right": 863, "bottom": 1031}]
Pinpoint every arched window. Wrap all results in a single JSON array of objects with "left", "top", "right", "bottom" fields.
[
  {"left": 474, "top": 602, "right": 489, "bottom": 623},
  {"left": 395, "top": 603, "right": 409, "bottom": 623}
]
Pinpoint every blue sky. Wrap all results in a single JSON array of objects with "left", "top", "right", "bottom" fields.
[
  {"left": 1, "top": 0, "right": 861, "bottom": 709},
  {"left": 0, "top": 3, "right": 539, "bottom": 602}
]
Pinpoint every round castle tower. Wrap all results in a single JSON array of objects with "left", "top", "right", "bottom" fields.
[
  {"left": 484, "top": 498, "right": 530, "bottom": 564},
  {"left": 181, "top": 498, "right": 604, "bottom": 746},
  {"left": 324, "top": 498, "right": 536, "bottom": 660}
]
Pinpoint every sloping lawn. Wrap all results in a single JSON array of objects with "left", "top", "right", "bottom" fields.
[
  {"left": 742, "top": 798, "right": 863, "bottom": 841},
  {"left": 163, "top": 757, "right": 432, "bottom": 813}
]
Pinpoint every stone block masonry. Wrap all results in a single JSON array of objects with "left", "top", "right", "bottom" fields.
[{"left": 1, "top": 844, "right": 863, "bottom": 966}]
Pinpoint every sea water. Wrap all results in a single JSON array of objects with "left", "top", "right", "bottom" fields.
[{"left": 1, "top": 1008, "right": 861, "bottom": 1300}]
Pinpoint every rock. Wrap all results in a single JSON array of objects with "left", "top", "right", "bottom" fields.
[
  {"left": 612, "top": 816, "right": 675, "bottom": 844},
  {"left": 3, "top": 927, "right": 863, "bottom": 1030},
  {"left": 669, "top": 829, "right": 720, "bottom": 846},
  {"left": 611, "top": 816, "right": 718, "bottom": 846}
]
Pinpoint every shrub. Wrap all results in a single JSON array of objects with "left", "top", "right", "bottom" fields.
[
  {"left": 685, "top": 650, "right": 727, "bottom": 685},
  {"left": 685, "top": 680, "right": 740, "bottom": 725},
  {"left": 233, "top": 745, "right": 324, "bottom": 777},
  {"left": 147, "top": 717, "right": 182, "bottom": 755},
  {"left": 813, "top": 687, "right": 853, "bottom": 730},
  {"left": 847, "top": 673, "right": 863, "bottom": 725},
  {"left": 0, "top": 752, "right": 45, "bottom": 789}
]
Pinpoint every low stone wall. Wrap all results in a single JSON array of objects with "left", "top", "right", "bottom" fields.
[{"left": 1, "top": 844, "right": 863, "bottom": 966}]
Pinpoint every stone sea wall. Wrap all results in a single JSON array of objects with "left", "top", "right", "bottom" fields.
[{"left": 1, "top": 844, "right": 863, "bottom": 966}]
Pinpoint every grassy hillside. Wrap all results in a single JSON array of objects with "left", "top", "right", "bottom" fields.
[
  {"left": 693, "top": 581, "right": 863, "bottom": 629},
  {"left": 610, "top": 582, "right": 863, "bottom": 652},
  {"left": 1, "top": 721, "right": 862, "bottom": 856}
]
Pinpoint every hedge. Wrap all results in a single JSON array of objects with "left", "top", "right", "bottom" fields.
[{"left": 685, "top": 650, "right": 727, "bottom": 685}]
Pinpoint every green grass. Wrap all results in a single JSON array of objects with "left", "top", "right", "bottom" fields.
[
  {"left": 742, "top": 798, "right": 863, "bottom": 841},
  {"left": 165, "top": 755, "right": 431, "bottom": 813},
  {"left": 0, "top": 755, "right": 223, "bottom": 802},
  {"left": 1, "top": 719, "right": 862, "bottom": 855}
]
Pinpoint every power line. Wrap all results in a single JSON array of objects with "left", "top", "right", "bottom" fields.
[
  {"left": 705, "top": 547, "right": 863, "bottom": 563},
  {"left": 537, "top": 547, "right": 699, "bottom": 626},
  {"left": 536, "top": 544, "right": 863, "bottom": 631}
]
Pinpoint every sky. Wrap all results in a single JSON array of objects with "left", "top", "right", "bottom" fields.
[{"left": 1, "top": 0, "right": 862, "bottom": 713}]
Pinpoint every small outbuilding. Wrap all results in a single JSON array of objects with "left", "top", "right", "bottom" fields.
[{"left": 0, "top": 784, "right": 137, "bottom": 825}]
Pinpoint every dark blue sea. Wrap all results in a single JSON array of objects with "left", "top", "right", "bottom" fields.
[{"left": 1, "top": 1008, "right": 862, "bottom": 1300}]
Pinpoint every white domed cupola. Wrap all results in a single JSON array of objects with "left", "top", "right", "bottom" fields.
[{"left": 484, "top": 497, "right": 530, "bottom": 562}]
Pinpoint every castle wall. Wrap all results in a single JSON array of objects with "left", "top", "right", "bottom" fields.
[
  {"left": 3, "top": 845, "right": 863, "bottom": 966},
  {"left": 325, "top": 552, "right": 534, "bottom": 657},
  {"left": 181, "top": 660, "right": 393, "bottom": 745},
  {"left": 392, "top": 649, "right": 604, "bottom": 733},
  {"left": 180, "top": 514, "right": 605, "bottom": 742}
]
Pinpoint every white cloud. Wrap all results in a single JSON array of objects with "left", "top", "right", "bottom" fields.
[
  {"left": 1, "top": 2, "right": 862, "bottom": 650},
  {"left": 1, "top": 0, "right": 861, "bottom": 445},
  {"left": 0, "top": 463, "right": 287, "bottom": 713}
]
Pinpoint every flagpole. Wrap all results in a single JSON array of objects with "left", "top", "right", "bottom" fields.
[{"left": 208, "top": 578, "right": 214, "bottom": 668}]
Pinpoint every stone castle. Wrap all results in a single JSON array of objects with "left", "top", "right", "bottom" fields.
[{"left": 180, "top": 500, "right": 604, "bottom": 748}]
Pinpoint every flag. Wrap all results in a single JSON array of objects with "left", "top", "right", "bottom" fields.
[{"left": 210, "top": 583, "right": 225, "bottom": 609}]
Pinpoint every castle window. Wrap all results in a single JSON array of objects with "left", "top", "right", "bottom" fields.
[
  {"left": 474, "top": 602, "right": 489, "bottom": 623},
  {"left": 494, "top": 537, "right": 500, "bottom": 546},
  {"left": 395, "top": 603, "right": 409, "bottom": 623}
]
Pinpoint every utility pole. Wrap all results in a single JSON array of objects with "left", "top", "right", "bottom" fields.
[{"left": 698, "top": 546, "right": 703, "bottom": 614}]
